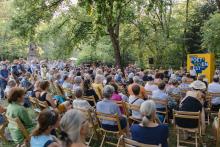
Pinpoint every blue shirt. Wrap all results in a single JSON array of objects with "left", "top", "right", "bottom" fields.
[
  {"left": 30, "top": 134, "right": 54, "bottom": 147},
  {"left": 0, "top": 69, "right": 9, "bottom": 82},
  {"left": 131, "top": 124, "right": 168, "bottom": 147},
  {"left": 96, "top": 99, "right": 121, "bottom": 125},
  {"left": 152, "top": 90, "right": 168, "bottom": 109}
]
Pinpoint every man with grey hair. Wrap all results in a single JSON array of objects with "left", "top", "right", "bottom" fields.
[{"left": 96, "top": 85, "right": 127, "bottom": 131}]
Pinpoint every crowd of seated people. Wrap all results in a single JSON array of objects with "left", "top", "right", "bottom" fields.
[{"left": 0, "top": 59, "right": 220, "bottom": 146}]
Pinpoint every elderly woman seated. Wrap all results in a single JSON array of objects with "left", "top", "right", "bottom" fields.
[
  {"left": 96, "top": 85, "right": 127, "bottom": 131},
  {"left": 130, "top": 100, "right": 168, "bottom": 147}
]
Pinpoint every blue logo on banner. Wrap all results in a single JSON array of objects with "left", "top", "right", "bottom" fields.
[{"left": 191, "top": 56, "right": 208, "bottom": 74}]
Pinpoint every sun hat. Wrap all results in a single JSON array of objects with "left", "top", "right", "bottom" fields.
[{"left": 189, "top": 80, "right": 206, "bottom": 90}]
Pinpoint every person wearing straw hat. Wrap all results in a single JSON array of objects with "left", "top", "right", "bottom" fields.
[{"left": 178, "top": 80, "right": 206, "bottom": 134}]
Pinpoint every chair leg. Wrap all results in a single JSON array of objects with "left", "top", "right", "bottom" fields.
[
  {"left": 100, "top": 131, "right": 106, "bottom": 147},
  {"left": 195, "top": 133, "right": 198, "bottom": 147},
  {"left": 88, "top": 132, "right": 94, "bottom": 146},
  {"left": 177, "top": 129, "right": 180, "bottom": 147}
]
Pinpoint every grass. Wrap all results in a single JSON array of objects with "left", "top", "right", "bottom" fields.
[{"left": 0, "top": 99, "right": 216, "bottom": 147}]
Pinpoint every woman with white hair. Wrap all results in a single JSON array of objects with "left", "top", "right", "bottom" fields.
[
  {"left": 60, "top": 109, "right": 89, "bottom": 147},
  {"left": 92, "top": 74, "right": 104, "bottom": 100},
  {"left": 178, "top": 77, "right": 190, "bottom": 91},
  {"left": 97, "top": 85, "right": 127, "bottom": 131},
  {"left": 130, "top": 100, "right": 168, "bottom": 147}
]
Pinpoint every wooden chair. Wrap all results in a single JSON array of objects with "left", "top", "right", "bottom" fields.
[
  {"left": 124, "top": 102, "right": 141, "bottom": 124},
  {"left": 63, "top": 87, "right": 75, "bottom": 99},
  {"left": 0, "top": 113, "right": 8, "bottom": 142},
  {"left": 173, "top": 110, "right": 201, "bottom": 147},
  {"left": 216, "top": 110, "right": 220, "bottom": 147},
  {"left": 206, "top": 92, "right": 220, "bottom": 116},
  {"left": 83, "top": 96, "right": 97, "bottom": 107},
  {"left": 117, "top": 135, "right": 161, "bottom": 147},
  {"left": 150, "top": 98, "right": 168, "bottom": 123},
  {"left": 6, "top": 115, "right": 30, "bottom": 144},
  {"left": 95, "top": 111, "right": 127, "bottom": 147},
  {"left": 35, "top": 99, "right": 49, "bottom": 110},
  {"left": 74, "top": 107, "right": 99, "bottom": 146}
]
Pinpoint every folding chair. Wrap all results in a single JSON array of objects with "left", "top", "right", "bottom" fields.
[
  {"left": 36, "top": 99, "right": 49, "bottom": 110},
  {"left": 95, "top": 111, "right": 127, "bottom": 147},
  {"left": 150, "top": 98, "right": 168, "bottom": 123},
  {"left": 83, "top": 96, "right": 97, "bottom": 107},
  {"left": 173, "top": 110, "right": 202, "bottom": 147},
  {"left": 74, "top": 108, "right": 99, "bottom": 146},
  {"left": 206, "top": 92, "right": 220, "bottom": 116},
  {"left": 63, "top": 88, "right": 75, "bottom": 99},
  {"left": 146, "top": 90, "right": 152, "bottom": 98},
  {"left": 6, "top": 115, "right": 30, "bottom": 144},
  {"left": 117, "top": 135, "right": 161, "bottom": 147},
  {"left": 0, "top": 113, "right": 8, "bottom": 142},
  {"left": 216, "top": 110, "right": 220, "bottom": 147},
  {"left": 124, "top": 102, "right": 141, "bottom": 124}
]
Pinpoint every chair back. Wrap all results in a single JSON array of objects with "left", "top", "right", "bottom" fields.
[
  {"left": 95, "top": 111, "right": 122, "bottom": 133},
  {"left": 36, "top": 99, "right": 49, "bottom": 110},
  {"left": 173, "top": 110, "right": 201, "bottom": 130},
  {"left": 63, "top": 88, "right": 75, "bottom": 99},
  {"left": 117, "top": 135, "right": 161, "bottom": 147},
  {"left": 83, "top": 96, "right": 96, "bottom": 106},
  {"left": 6, "top": 115, "right": 29, "bottom": 139},
  {"left": 150, "top": 98, "right": 168, "bottom": 123},
  {"left": 29, "top": 96, "right": 38, "bottom": 108},
  {"left": 124, "top": 102, "right": 140, "bottom": 117},
  {"left": 207, "top": 92, "right": 220, "bottom": 109}
]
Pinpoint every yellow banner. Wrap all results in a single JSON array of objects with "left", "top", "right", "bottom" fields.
[{"left": 187, "top": 53, "right": 215, "bottom": 83}]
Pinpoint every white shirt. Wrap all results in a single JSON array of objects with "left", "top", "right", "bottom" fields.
[
  {"left": 72, "top": 98, "right": 91, "bottom": 110},
  {"left": 208, "top": 82, "right": 220, "bottom": 105},
  {"left": 144, "top": 83, "right": 158, "bottom": 92},
  {"left": 190, "top": 69, "right": 197, "bottom": 76},
  {"left": 128, "top": 96, "right": 144, "bottom": 119}
]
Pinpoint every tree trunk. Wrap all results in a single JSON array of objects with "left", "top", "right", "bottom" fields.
[
  {"left": 108, "top": 26, "right": 122, "bottom": 69},
  {"left": 183, "top": 0, "right": 190, "bottom": 67},
  {"left": 216, "top": 0, "right": 220, "bottom": 12}
]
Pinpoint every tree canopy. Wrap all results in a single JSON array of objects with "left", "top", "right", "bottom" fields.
[{"left": 0, "top": 0, "right": 220, "bottom": 68}]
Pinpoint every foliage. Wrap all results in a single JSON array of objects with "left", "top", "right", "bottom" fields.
[
  {"left": 202, "top": 13, "right": 220, "bottom": 53},
  {"left": 185, "top": 1, "right": 217, "bottom": 53},
  {"left": 1, "top": 0, "right": 219, "bottom": 69}
]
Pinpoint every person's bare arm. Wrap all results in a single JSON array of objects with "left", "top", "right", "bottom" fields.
[{"left": 46, "top": 94, "right": 56, "bottom": 108}]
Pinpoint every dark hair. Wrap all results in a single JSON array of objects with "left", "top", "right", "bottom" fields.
[
  {"left": 32, "top": 109, "right": 59, "bottom": 136},
  {"left": 8, "top": 87, "right": 25, "bottom": 103},
  {"left": 213, "top": 76, "right": 219, "bottom": 83},
  {"left": 39, "top": 81, "right": 50, "bottom": 91},
  {"left": 155, "top": 73, "right": 160, "bottom": 79},
  {"left": 106, "top": 75, "right": 113, "bottom": 85},
  {"left": 111, "top": 83, "right": 119, "bottom": 94},
  {"left": 132, "top": 84, "right": 140, "bottom": 96},
  {"left": 75, "top": 88, "right": 83, "bottom": 98},
  {"left": 186, "top": 73, "right": 191, "bottom": 78},
  {"left": 83, "top": 79, "right": 91, "bottom": 92},
  {"left": 63, "top": 75, "right": 69, "bottom": 81},
  {"left": 158, "top": 82, "right": 166, "bottom": 90},
  {"left": 159, "top": 73, "right": 164, "bottom": 80}
]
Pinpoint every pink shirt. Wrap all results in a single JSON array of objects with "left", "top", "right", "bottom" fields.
[{"left": 111, "top": 93, "right": 122, "bottom": 101}]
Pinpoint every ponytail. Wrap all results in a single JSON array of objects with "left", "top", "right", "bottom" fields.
[
  {"left": 142, "top": 115, "right": 152, "bottom": 126},
  {"left": 60, "top": 131, "right": 72, "bottom": 147}
]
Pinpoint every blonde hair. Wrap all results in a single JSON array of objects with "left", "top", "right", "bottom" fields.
[{"left": 140, "top": 100, "right": 156, "bottom": 126}]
